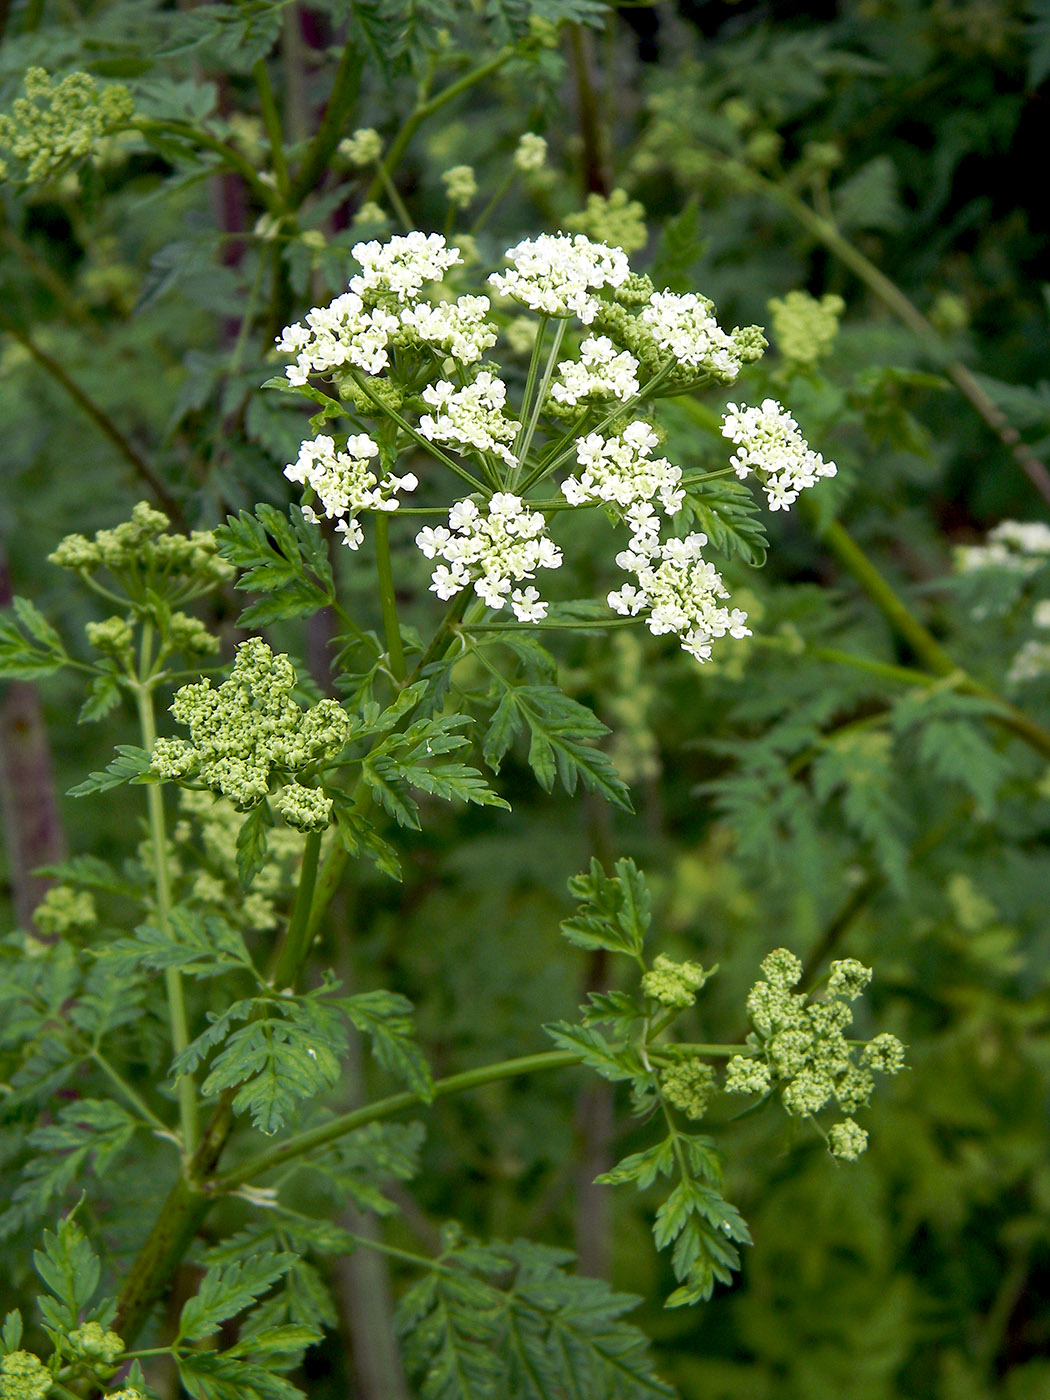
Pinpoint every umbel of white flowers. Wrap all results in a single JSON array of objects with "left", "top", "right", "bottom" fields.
[{"left": 275, "top": 231, "right": 838, "bottom": 665}]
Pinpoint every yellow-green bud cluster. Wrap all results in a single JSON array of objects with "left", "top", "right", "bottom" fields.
[
  {"left": 274, "top": 780, "right": 333, "bottom": 832},
  {"left": 768, "top": 290, "right": 845, "bottom": 366},
  {"left": 724, "top": 948, "right": 905, "bottom": 1160},
  {"left": 32, "top": 884, "right": 97, "bottom": 936},
  {"left": 442, "top": 164, "right": 477, "bottom": 208},
  {"left": 85, "top": 616, "right": 134, "bottom": 664},
  {"left": 68, "top": 1323, "right": 123, "bottom": 1367},
  {"left": 642, "top": 953, "right": 711, "bottom": 1009},
  {"left": 827, "top": 1117, "right": 868, "bottom": 1161},
  {"left": 566, "top": 189, "right": 649, "bottom": 256},
  {"left": 48, "top": 503, "right": 231, "bottom": 594},
  {"left": 0, "top": 1351, "right": 51, "bottom": 1400},
  {"left": 514, "top": 133, "right": 547, "bottom": 171},
  {"left": 0, "top": 68, "right": 134, "bottom": 184},
  {"left": 152, "top": 638, "right": 349, "bottom": 819},
  {"left": 339, "top": 127, "right": 383, "bottom": 166},
  {"left": 660, "top": 1057, "right": 716, "bottom": 1120}
]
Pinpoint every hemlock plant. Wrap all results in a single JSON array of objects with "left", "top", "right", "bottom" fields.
[
  {"left": 4, "top": 5, "right": 1044, "bottom": 1398},
  {"left": 0, "top": 220, "right": 901, "bottom": 1394}
]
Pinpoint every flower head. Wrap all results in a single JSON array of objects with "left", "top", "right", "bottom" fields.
[
  {"left": 721, "top": 398, "right": 836, "bottom": 511},
  {"left": 416, "top": 494, "right": 560, "bottom": 616},
  {"left": 488, "top": 233, "right": 630, "bottom": 323}
]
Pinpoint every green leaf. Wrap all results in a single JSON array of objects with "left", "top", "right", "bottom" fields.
[
  {"left": 342, "top": 990, "right": 434, "bottom": 1102},
  {"left": 199, "top": 996, "right": 349, "bottom": 1135},
  {"left": 8, "top": 1102, "right": 141, "bottom": 1233},
  {"left": 483, "top": 683, "right": 632, "bottom": 812},
  {"left": 216, "top": 505, "right": 333, "bottom": 626},
  {"left": 68, "top": 745, "right": 153, "bottom": 797},
  {"left": 226, "top": 1323, "right": 323, "bottom": 1359},
  {"left": 544, "top": 1022, "right": 646, "bottom": 1083},
  {"left": 397, "top": 1234, "right": 674, "bottom": 1400},
  {"left": 329, "top": 793, "right": 403, "bottom": 881},
  {"left": 681, "top": 477, "right": 768, "bottom": 566},
  {"left": 596, "top": 1139, "right": 676, "bottom": 1190},
  {"left": 109, "top": 907, "right": 256, "bottom": 981},
  {"left": 560, "top": 858, "right": 650, "bottom": 958},
  {"left": 1, "top": 1310, "right": 23, "bottom": 1355},
  {"left": 79, "top": 671, "right": 123, "bottom": 724},
  {"left": 237, "top": 800, "right": 274, "bottom": 888},
  {"left": 0, "top": 600, "right": 68, "bottom": 678},
  {"left": 33, "top": 1213, "right": 102, "bottom": 1334},
  {"left": 178, "top": 1252, "right": 296, "bottom": 1344}
]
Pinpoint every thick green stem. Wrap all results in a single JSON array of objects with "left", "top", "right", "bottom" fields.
[
  {"left": 373, "top": 514, "right": 407, "bottom": 682},
  {"left": 135, "top": 630, "right": 198, "bottom": 1156},
  {"left": 289, "top": 38, "right": 365, "bottom": 206},
  {"left": 214, "top": 1050, "right": 582, "bottom": 1191},
  {"left": 252, "top": 59, "right": 290, "bottom": 201},
  {"left": 268, "top": 828, "right": 323, "bottom": 991},
  {"left": 365, "top": 49, "right": 516, "bottom": 207}
]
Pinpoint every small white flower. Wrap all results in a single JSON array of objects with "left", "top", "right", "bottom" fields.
[
  {"left": 642, "top": 290, "right": 741, "bottom": 379},
  {"left": 349, "top": 231, "right": 462, "bottom": 303},
  {"left": 284, "top": 433, "right": 415, "bottom": 548},
  {"left": 418, "top": 372, "right": 520, "bottom": 467},
  {"left": 399, "top": 295, "right": 498, "bottom": 365},
  {"left": 488, "top": 233, "right": 629, "bottom": 323},
  {"left": 550, "top": 335, "right": 640, "bottom": 406},
  {"left": 416, "top": 494, "right": 561, "bottom": 617},
  {"left": 562, "top": 420, "right": 683, "bottom": 515},
  {"left": 721, "top": 398, "right": 836, "bottom": 512}
]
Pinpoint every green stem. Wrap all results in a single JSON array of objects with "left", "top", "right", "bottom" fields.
[
  {"left": 346, "top": 370, "right": 487, "bottom": 493},
  {"left": 374, "top": 157, "right": 414, "bottom": 231},
  {"left": 289, "top": 39, "right": 365, "bottom": 206},
  {"left": 213, "top": 1050, "right": 582, "bottom": 1191},
  {"left": 749, "top": 633, "right": 940, "bottom": 690},
  {"left": 88, "top": 1049, "right": 172, "bottom": 1137},
  {"left": 134, "top": 628, "right": 198, "bottom": 1156},
  {"left": 513, "top": 319, "right": 567, "bottom": 485},
  {"left": 268, "top": 828, "right": 323, "bottom": 991},
  {"left": 373, "top": 513, "right": 407, "bottom": 682},
  {"left": 0, "top": 312, "right": 182, "bottom": 523},
  {"left": 252, "top": 59, "right": 290, "bottom": 200},
  {"left": 132, "top": 119, "right": 282, "bottom": 214},
  {"left": 365, "top": 48, "right": 516, "bottom": 206}
]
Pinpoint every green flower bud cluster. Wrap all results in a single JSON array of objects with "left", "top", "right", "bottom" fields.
[
  {"left": 339, "top": 127, "right": 383, "bottom": 166},
  {"left": 442, "top": 165, "right": 477, "bottom": 208},
  {"left": 724, "top": 949, "right": 906, "bottom": 1160},
  {"left": 174, "top": 790, "right": 306, "bottom": 931},
  {"left": 104, "top": 1391, "right": 144, "bottom": 1400},
  {"left": 566, "top": 189, "right": 649, "bottom": 256},
  {"left": 32, "top": 884, "right": 97, "bottom": 936},
  {"left": 0, "top": 67, "right": 134, "bottom": 184},
  {"left": 67, "top": 1323, "right": 123, "bottom": 1367},
  {"left": 0, "top": 1351, "right": 51, "bottom": 1400},
  {"left": 660, "top": 1056, "right": 716, "bottom": 1120},
  {"left": 152, "top": 638, "right": 350, "bottom": 821},
  {"left": 642, "top": 953, "right": 712, "bottom": 1009},
  {"left": 768, "top": 290, "right": 845, "bottom": 366},
  {"left": 48, "top": 502, "right": 232, "bottom": 599},
  {"left": 85, "top": 616, "right": 134, "bottom": 664}
]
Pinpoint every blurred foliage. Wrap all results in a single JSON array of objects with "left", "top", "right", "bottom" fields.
[{"left": 2, "top": 1, "right": 1050, "bottom": 1398}]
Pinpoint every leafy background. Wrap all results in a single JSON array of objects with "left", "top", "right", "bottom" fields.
[{"left": 2, "top": 2, "right": 1050, "bottom": 1397}]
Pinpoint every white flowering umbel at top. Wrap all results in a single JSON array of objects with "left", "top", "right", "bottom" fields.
[{"left": 274, "top": 230, "right": 839, "bottom": 664}]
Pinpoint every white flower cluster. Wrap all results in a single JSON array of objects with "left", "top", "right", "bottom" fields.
[
  {"left": 563, "top": 420, "right": 683, "bottom": 513},
  {"left": 349, "top": 230, "right": 462, "bottom": 302},
  {"left": 399, "top": 294, "right": 497, "bottom": 365},
  {"left": 277, "top": 233, "right": 465, "bottom": 384},
  {"left": 608, "top": 506, "right": 751, "bottom": 663},
  {"left": 285, "top": 434, "right": 417, "bottom": 550},
  {"left": 721, "top": 398, "right": 837, "bottom": 511},
  {"left": 418, "top": 372, "right": 520, "bottom": 467},
  {"left": 488, "top": 233, "right": 630, "bottom": 323},
  {"left": 955, "top": 519, "right": 1050, "bottom": 574},
  {"left": 642, "top": 291, "right": 741, "bottom": 379},
  {"left": 416, "top": 494, "right": 561, "bottom": 618},
  {"left": 550, "top": 335, "right": 639, "bottom": 407},
  {"left": 277, "top": 291, "right": 398, "bottom": 382}
]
